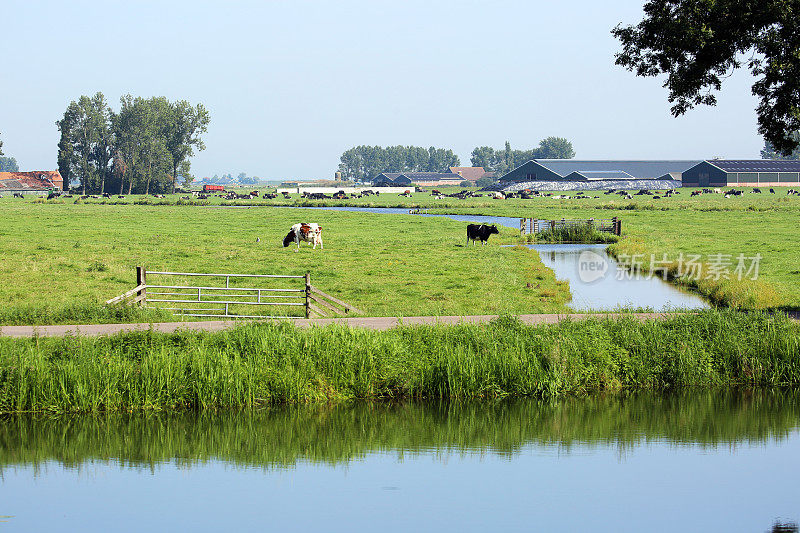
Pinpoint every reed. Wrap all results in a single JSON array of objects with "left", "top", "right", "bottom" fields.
[
  {"left": 532, "top": 223, "right": 617, "bottom": 244},
  {"left": 0, "top": 310, "right": 798, "bottom": 413}
]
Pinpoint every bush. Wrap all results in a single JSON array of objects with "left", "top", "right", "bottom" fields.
[
  {"left": 459, "top": 181, "right": 472, "bottom": 188},
  {"left": 476, "top": 176, "right": 498, "bottom": 188}
]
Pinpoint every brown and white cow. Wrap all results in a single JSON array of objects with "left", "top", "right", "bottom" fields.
[{"left": 283, "top": 223, "right": 323, "bottom": 251}]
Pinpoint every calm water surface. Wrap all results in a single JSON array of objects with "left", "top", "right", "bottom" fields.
[
  {"left": 529, "top": 244, "right": 709, "bottom": 311},
  {"left": 1, "top": 391, "right": 798, "bottom": 532}
]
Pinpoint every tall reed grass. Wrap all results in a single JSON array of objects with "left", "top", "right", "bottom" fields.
[
  {"left": 533, "top": 223, "right": 617, "bottom": 244},
  {"left": 0, "top": 309, "right": 798, "bottom": 413}
]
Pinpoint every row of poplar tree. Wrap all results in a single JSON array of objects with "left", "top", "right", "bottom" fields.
[{"left": 56, "top": 92, "right": 209, "bottom": 195}]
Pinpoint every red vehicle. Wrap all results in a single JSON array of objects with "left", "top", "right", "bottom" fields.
[{"left": 203, "top": 184, "right": 225, "bottom": 193}]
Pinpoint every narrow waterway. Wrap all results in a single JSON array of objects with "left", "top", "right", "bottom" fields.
[
  {"left": 529, "top": 243, "right": 708, "bottom": 311},
  {"left": 1, "top": 391, "right": 797, "bottom": 532}
]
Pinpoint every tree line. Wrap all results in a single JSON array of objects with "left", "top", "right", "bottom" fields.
[
  {"left": 56, "top": 92, "right": 209, "bottom": 194},
  {"left": 470, "top": 137, "right": 575, "bottom": 177},
  {"left": 337, "top": 138, "right": 575, "bottom": 182},
  {"left": 337, "top": 146, "right": 461, "bottom": 181}
]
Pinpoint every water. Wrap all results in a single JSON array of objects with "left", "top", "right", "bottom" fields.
[
  {"left": 1, "top": 391, "right": 798, "bottom": 532},
  {"left": 278, "top": 205, "right": 521, "bottom": 229},
  {"left": 529, "top": 244, "right": 709, "bottom": 311}
]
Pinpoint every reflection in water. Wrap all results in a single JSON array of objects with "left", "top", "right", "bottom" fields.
[
  {"left": 529, "top": 243, "right": 709, "bottom": 310},
  {"left": 1, "top": 389, "right": 798, "bottom": 470}
]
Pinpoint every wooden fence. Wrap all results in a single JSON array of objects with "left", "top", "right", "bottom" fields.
[
  {"left": 106, "top": 267, "right": 361, "bottom": 319},
  {"left": 519, "top": 217, "right": 622, "bottom": 237}
]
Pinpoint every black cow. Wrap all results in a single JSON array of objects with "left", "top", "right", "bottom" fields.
[{"left": 467, "top": 224, "right": 499, "bottom": 245}]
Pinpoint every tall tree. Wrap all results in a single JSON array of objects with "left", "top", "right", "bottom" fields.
[
  {"left": 56, "top": 93, "right": 111, "bottom": 194},
  {"left": 470, "top": 146, "right": 496, "bottom": 169},
  {"left": 613, "top": 0, "right": 800, "bottom": 156},
  {"left": 165, "top": 101, "right": 209, "bottom": 194},
  {"left": 0, "top": 130, "right": 4, "bottom": 156}
]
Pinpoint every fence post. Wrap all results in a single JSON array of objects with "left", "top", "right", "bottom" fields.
[
  {"left": 304, "top": 272, "right": 311, "bottom": 318},
  {"left": 136, "top": 266, "right": 146, "bottom": 307}
]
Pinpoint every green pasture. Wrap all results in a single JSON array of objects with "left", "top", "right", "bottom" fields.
[
  {"left": 2, "top": 185, "right": 800, "bottom": 323},
  {"left": 0, "top": 200, "right": 569, "bottom": 324}
]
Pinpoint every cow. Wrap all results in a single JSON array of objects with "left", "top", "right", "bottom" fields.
[
  {"left": 466, "top": 224, "right": 499, "bottom": 245},
  {"left": 283, "top": 223, "right": 323, "bottom": 251}
]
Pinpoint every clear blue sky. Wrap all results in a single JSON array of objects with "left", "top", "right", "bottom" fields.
[{"left": 1, "top": 0, "right": 763, "bottom": 180}]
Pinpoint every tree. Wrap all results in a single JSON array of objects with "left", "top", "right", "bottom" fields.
[
  {"left": 56, "top": 93, "right": 111, "bottom": 195},
  {"left": 537, "top": 136, "right": 575, "bottom": 159},
  {"left": 762, "top": 131, "right": 800, "bottom": 159},
  {"left": 470, "top": 138, "right": 576, "bottom": 175},
  {"left": 165, "top": 101, "right": 209, "bottom": 194},
  {"left": 470, "top": 146, "right": 496, "bottom": 169},
  {"left": 0, "top": 156, "right": 18, "bottom": 172},
  {"left": 612, "top": 0, "right": 800, "bottom": 156},
  {"left": 476, "top": 175, "right": 498, "bottom": 188},
  {"left": 0, "top": 130, "right": 3, "bottom": 156}
]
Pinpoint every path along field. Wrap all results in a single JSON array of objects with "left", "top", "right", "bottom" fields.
[{"left": 2, "top": 187, "right": 799, "bottom": 324}]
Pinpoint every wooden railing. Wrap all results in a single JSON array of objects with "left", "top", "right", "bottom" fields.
[{"left": 106, "top": 267, "right": 360, "bottom": 319}]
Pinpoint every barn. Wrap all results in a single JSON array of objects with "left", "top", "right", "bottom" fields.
[
  {"left": 681, "top": 160, "right": 800, "bottom": 187},
  {"left": 372, "top": 172, "right": 463, "bottom": 187},
  {"left": 0, "top": 171, "right": 64, "bottom": 195},
  {"left": 497, "top": 160, "right": 699, "bottom": 191}
]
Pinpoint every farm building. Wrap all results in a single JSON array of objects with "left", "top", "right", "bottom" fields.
[
  {"left": 681, "top": 160, "right": 800, "bottom": 187},
  {"left": 497, "top": 160, "right": 700, "bottom": 191},
  {"left": 448, "top": 166, "right": 495, "bottom": 183},
  {"left": 372, "top": 172, "right": 464, "bottom": 187},
  {"left": 0, "top": 171, "right": 64, "bottom": 194}
]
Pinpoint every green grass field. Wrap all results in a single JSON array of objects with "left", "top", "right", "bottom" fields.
[
  {"left": 2, "top": 185, "right": 799, "bottom": 323},
  {"left": 0, "top": 199, "right": 569, "bottom": 324}
]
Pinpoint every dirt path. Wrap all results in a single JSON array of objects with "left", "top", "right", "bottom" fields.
[{"left": 0, "top": 313, "right": 675, "bottom": 338}]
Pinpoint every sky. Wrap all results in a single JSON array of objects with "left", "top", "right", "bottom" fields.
[{"left": 1, "top": 0, "right": 765, "bottom": 180}]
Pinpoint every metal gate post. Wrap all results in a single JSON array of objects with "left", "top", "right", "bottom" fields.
[{"left": 304, "top": 272, "right": 311, "bottom": 318}]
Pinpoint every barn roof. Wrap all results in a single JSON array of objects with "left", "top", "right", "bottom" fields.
[
  {"left": 0, "top": 171, "right": 63, "bottom": 191},
  {"left": 705, "top": 160, "right": 800, "bottom": 172},
  {"left": 373, "top": 171, "right": 462, "bottom": 184},
  {"left": 449, "top": 167, "right": 490, "bottom": 181},
  {"left": 530, "top": 160, "right": 700, "bottom": 180}
]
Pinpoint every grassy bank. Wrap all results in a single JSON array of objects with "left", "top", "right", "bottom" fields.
[{"left": 1, "top": 310, "right": 798, "bottom": 413}]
